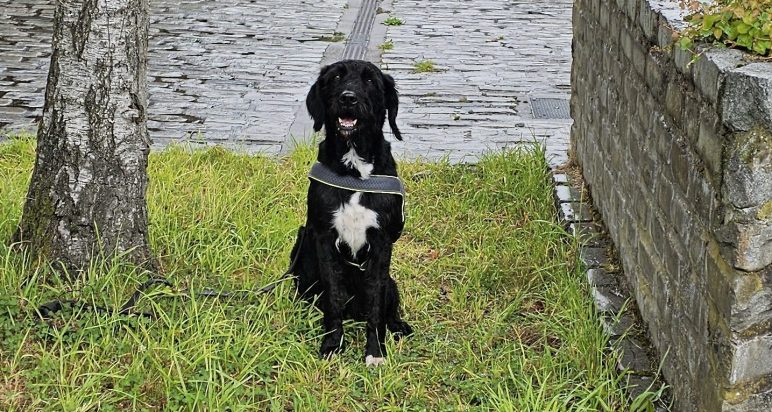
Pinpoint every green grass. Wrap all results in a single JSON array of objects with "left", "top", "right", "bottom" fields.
[
  {"left": 413, "top": 60, "right": 438, "bottom": 73},
  {"left": 383, "top": 16, "right": 404, "bottom": 26},
  {"left": 0, "top": 136, "right": 654, "bottom": 410},
  {"left": 378, "top": 40, "right": 395, "bottom": 51},
  {"left": 317, "top": 32, "right": 345, "bottom": 42}
]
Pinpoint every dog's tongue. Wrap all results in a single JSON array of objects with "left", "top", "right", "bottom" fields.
[{"left": 339, "top": 118, "right": 357, "bottom": 128}]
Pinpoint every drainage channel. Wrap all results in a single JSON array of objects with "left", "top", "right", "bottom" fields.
[
  {"left": 552, "top": 167, "right": 672, "bottom": 410},
  {"left": 284, "top": 0, "right": 382, "bottom": 152},
  {"left": 342, "top": 0, "right": 380, "bottom": 60}
]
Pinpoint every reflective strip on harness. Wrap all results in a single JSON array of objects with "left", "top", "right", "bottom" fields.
[
  {"left": 308, "top": 162, "right": 406, "bottom": 222},
  {"left": 308, "top": 162, "right": 405, "bottom": 196}
]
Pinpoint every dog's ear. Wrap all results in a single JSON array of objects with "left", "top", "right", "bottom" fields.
[
  {"left": 306, "top": 67, "right": 328, "bottom": 132},
  {"left": 382, "top": 73, "right": 402, "bottom": 140}
]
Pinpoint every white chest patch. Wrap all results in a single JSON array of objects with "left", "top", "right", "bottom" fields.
[
  {"left": 342, "top": 148, "right": 374, "bottom": 179},
  {"left": 332, "top": 192, "right": 379, "bottom": 255}
]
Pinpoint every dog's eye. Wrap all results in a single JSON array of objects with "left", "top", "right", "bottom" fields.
[
  {"left": 334, "top": 75, "right": 341, "bottom": 81},
  {"left": 367, "top": 79, "right": 373, "bottom": 83}
]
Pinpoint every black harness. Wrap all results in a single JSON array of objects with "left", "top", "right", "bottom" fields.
[{"left": 307, "top": 162, "right": 406, "bottom": 270}]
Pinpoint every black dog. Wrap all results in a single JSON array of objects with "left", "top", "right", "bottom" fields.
[{"left": 290, "top": 60, "right": 412, "bottom": 366}]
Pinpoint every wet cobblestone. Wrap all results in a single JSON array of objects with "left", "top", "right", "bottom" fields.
[
  {"left": 0, "top": 0, "right": 347, "bottom": 154},
  {"left": 380, "top": 0, "right": 573, "bottom": 166}
]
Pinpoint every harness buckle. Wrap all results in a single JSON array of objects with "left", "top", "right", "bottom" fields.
[
  {"left": 335, "top": 238, "right": 370, "bottom": 271},
  {"left": 344, "top": 258, "right": 369, "bottom": 271}
]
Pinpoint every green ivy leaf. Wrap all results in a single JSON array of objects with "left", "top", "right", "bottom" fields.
[
  {"left": 679, "top": 37, "right": 694, "bottom": 49},
  {"left": 753, "top": 40, "right": 772, "bottom": 56},
  {"left": 738, "top": 33, "right": 753, "bottom": 47},
  {"left": 704, "top": 14, "right": 722, "bottom": 28}
]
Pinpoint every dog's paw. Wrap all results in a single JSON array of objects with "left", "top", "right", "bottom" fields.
[
  {"left": 319, "top": 335, "right": 345, "bottom": 359},
  {"left": 389, "top": 321, "right": 413, "bottom": 341},
  {"left": 365, "top": 355, "right": 385, "bottom": 367}
]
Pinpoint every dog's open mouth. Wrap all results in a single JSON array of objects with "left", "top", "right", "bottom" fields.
[{"left": 337, "top": 117, "right": 358, "bottom": 138}]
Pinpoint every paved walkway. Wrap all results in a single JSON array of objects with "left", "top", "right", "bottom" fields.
[
  {"left": 381, "top": 0, "right": 572, "bottom": 165},
  {"left": 0, "top": 0, "right": 348, "bottom": 154},
  {"left": 0, "top": 0, "right": 573, "bottom": 166}
]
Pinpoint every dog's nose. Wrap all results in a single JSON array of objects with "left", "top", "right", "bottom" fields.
[{"left": 338, "top": 91, "right": 358, "bottom": 106}]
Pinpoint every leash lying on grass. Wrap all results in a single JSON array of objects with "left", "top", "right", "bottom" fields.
[
  {"left": 34, "top": 162, "right": 406, "bottom": 321},
  {"left": 34, "top": 229, "right": 305, "bottom": 321}
]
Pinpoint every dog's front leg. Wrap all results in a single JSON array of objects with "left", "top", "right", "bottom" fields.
[
  {"left": 316, "top": 233, "right": 347, "bottom": 358},
  {"left": 364, "top": 240, "right": 390, "bottom": 367}
]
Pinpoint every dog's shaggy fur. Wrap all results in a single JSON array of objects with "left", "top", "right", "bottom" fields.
[{"left": 290, "top": 60, "right": 412, "bottom": 365}]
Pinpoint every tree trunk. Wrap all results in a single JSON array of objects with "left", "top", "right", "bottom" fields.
[{"left": 14, "top": 0, "right": 155, "bottom": 275}]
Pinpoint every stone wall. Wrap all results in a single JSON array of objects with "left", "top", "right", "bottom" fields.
[{"left": 571, "top": 0, "right": 772, "bottom": 410}]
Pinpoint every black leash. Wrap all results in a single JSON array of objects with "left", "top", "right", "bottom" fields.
[{"left": 35, "top": 228, "right": 305, "bottom": 321}]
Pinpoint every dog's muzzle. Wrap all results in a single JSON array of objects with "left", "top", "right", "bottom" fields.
[
  {"left": 337, "top": 117, "right": 358, "bottom": 138},
  {"left": 336, "top": 91, "right": 359, "bottom": 138}
]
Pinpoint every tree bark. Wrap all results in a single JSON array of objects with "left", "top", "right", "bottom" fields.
[{"left": 14, "top": 0, "right": 155, "bottom": 275}]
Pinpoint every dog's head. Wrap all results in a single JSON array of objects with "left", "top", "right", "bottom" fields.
[{"left": 306, "top": 60, "right": 401, "bottom": 141}]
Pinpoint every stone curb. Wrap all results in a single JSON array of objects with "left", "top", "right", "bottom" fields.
[{"left": 551, "top": 166, "right": 672, "bottom": 410}]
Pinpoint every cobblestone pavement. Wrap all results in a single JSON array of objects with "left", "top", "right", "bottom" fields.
[
  {"left": 380, "top": 0, "right": 573, "bottom": 166},
  {"left": 0, "top": 0, "right": 347, "bottom": 154},
  {"left": 1, "top": 0, "right": 572, "bottom": 165}
]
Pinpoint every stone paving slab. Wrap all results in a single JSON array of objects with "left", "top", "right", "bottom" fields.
[
  {"left": 0, "top": 0, "right": 347, "bottom": 154},
  {"left": 379, "top": 0, "right": 573, "bottom": 166}
]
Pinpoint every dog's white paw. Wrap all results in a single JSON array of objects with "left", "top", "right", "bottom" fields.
[{"left": 365, "top": 355, "right": 385, "bottom": 367}]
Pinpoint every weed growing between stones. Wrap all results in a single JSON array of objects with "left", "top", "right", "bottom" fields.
[
  {"left": 413, "top": 59, "right": 438, "bottom": 73},
  {"left": 318, "top": 31, "right": 346, "bottom": 42},
  {"left": 383, "top": 16, "right": 403, "bottom": 26},
  {"left": 0, "top": 136, "right": 661, "bottom": 410},
  {"left": 378, "top": 39, "right": 394, "bottom": 50}
]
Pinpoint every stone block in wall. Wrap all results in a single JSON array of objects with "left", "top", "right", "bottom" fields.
[
  {"left": 698, "top": 107, "right": 723, "bottom": 184},
  {"left": 683, "top": 95, "right": 701, "bottom": 148},
  {"left": 730, "top": 333, "right": 772, "bottom": 385},
  {"left": 668, "top": 139, "right": 689, "bottom": 195},
  {"left": 692, "top": 48, "right": 744, "bottom": 106},
  {"left": 638, "top": 0, "right": 658, "bottom": 42},
  {"left": 724, "top": 387, "right": 772, "bottom": 412},
  {"left": 672, "top": 45, "right": 693, "bottom": 78},
  {"left": 599, "top": 0, "right": 610, "bottom": 29},
  {"left": 707, "top": 246, "right": 735, "bottom": 323},
  {"left": 657, "top": 17, "right": 677, "bottom": 49},
  {"left": 721, "top": 63, "right": 772, "bottom": 132},
  {"left": 609, "top": 6, "right": 622, "bottom": 46},
  {"left": 623, "top": 0, "right": 640, "bottom": 22},
  {"left": 615, "top": 0, "right": 627, "bottom": 17},
  {"left": 687, "top": 169, "right": 719, "bottom": 228},
  {"left": 732, "top": 269, "right": 772, "bottom": 334},
  {"left": 716, "top": 221, "right": 772, "bottom": 273},
  {"left": 665, "top": 79, "right": 684, "bottom": 125},
  {"left": 645, "top": 53, "right": 666, "bottom": 102},
  {"left": 719, "top": 126, "right": 772, "bottom": 272}
]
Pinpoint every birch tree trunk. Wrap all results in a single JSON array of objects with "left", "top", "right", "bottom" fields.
[{"left": 14, "top": 0, "right": 155, "bottom": 275}]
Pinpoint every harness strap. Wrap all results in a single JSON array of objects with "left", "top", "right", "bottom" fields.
[
  {"left": 308, "top": 162, "right": 406, "bottom": 222},
  {"left": 308, "top": 162, "right": 405, "bottom": 196}
]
